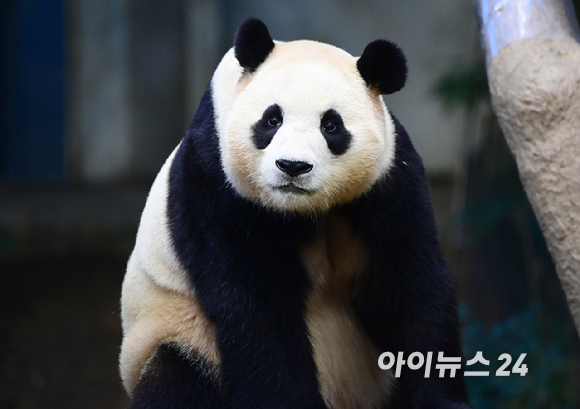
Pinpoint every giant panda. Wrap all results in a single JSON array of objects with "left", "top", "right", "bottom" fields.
[{"left": 120, "top": 18, "right": 472, "bottom": 409}]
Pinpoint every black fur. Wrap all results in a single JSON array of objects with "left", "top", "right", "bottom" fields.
[
  {"left": 320, "top": 109, "right": 351, "bottom": 155},
  {"left": 345, "top": 115, "right": 470, "bottom": 408},
  {"left": 357, "top": 40, "right": 407, "bottom": 95},
  {"left": 129, "top": 343, "right": 225, "bottom": 409},
  {"left": 234, "top": 18, "right": 275, "bottom": 72},
  {"left": 252, "top": 104, "right": 283, "bottom": 149}
]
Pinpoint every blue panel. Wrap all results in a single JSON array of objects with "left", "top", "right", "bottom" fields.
[{"left": 0, "top": 0, "right": 66, "bottom": 181}]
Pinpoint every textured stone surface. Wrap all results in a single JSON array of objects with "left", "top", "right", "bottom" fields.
[{"left": 489, "top": 38, "right": 580, "bottom": 332}]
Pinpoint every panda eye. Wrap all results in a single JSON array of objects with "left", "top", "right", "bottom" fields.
[
  {"left": 267, "top": 115, "right": 282, "bottom": 127},
  {"left": 323, "top": 120, "right": 337, "bottom": 133}
]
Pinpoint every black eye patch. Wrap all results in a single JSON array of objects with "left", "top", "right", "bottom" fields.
[
  {"left": 320, "top": 109, "right": 351, "bottom": 155},
  {"left": 252, "top": 104, "right": 283, "bottom": 149}
]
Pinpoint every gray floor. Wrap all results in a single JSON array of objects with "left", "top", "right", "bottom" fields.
[
  {"left": 0, "top": 185, "right": 147, "bottom": 409},
  {"left": 0, "top": 255, "right": 129, "bottom": 409}
]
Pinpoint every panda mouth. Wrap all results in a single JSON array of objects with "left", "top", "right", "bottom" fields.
[{"left": 275, "top": 184, "right": 313, "bottom": 195}]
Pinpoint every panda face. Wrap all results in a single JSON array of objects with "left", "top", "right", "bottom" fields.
[{"left": 215, "top": 40, "right": 397, "bottom": 213}]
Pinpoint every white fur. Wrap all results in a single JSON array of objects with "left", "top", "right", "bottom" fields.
[
  {"left": 302, "top": 217, "right": 394, "bottom": 408},
  {"left": 119, "top": 147, "right": 219, "bottom": 394},
  {"left": 212, "top": 40, "right": 396, "bottom": 213}
]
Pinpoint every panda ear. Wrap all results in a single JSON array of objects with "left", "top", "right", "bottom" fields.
[
  {"left": 234, "top": 18, "right": 275, "bottom": 73},
  {"left": 357, "top": 40, "right": 407, "bottom": 95}
]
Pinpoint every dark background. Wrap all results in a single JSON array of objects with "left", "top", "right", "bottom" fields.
[{"left": 1, "top": 1, "right": 580, "bottom": 408}]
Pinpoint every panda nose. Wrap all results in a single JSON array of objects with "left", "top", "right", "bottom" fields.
[{"left": 276, "top": 159, "right": 313, "bottom": 177}]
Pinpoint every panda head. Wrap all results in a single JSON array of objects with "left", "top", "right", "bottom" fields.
[{"left": 213, "top": 18, "right": 407, "bottom": 213}]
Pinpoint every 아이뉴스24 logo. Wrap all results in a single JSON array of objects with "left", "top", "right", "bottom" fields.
[{"left": 378, "top": 351, "right": 528, "bottom": 378}]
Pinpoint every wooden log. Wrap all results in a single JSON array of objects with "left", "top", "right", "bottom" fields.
[{"left": 476, "top": 0, "right": 580, "bottom": 332}]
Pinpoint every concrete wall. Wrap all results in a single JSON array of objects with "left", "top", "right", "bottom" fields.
[
  {"left": 69, "top": 0, "right": 186, "bottom": 182},
  {"left": 69, "top": 0, "right": 479, "bottom": 181}
]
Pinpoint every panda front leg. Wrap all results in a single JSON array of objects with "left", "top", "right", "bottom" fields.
[
  {"left": 347, "top": 161, "right": 473, "bottom": 407},
  {"left": 129, "top": 343, "right": 226, "bottom": 409},
  {"left": 201, "top": 287, "right": 330, "bottom": 409},
  {"left": 126, "top": 266, "right": 329, "bottom": 408},
  {"left": 355, "top": 260, "right": 472, "bottom": 409}
]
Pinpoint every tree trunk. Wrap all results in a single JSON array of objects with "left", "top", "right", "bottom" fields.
[{"left": 476, "top": 0, "right": 580, "bottom": 333}]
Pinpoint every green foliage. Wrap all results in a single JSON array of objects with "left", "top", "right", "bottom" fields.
[
  {"left": 432, "top": 54, "right": 580, "bottom": 409},
  {"left": 461, "top": 306, "right": 580, "bottom": 409},
  {"left": 431, "top": 37, "right": 580, "bottom": 407},
  {"left": 431, "top": 60, "right": 490, "bottom": 113}
]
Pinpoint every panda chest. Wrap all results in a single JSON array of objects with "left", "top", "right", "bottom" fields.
[{"left": 300, "top": 218, "right": 393, "bottom": 409}]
